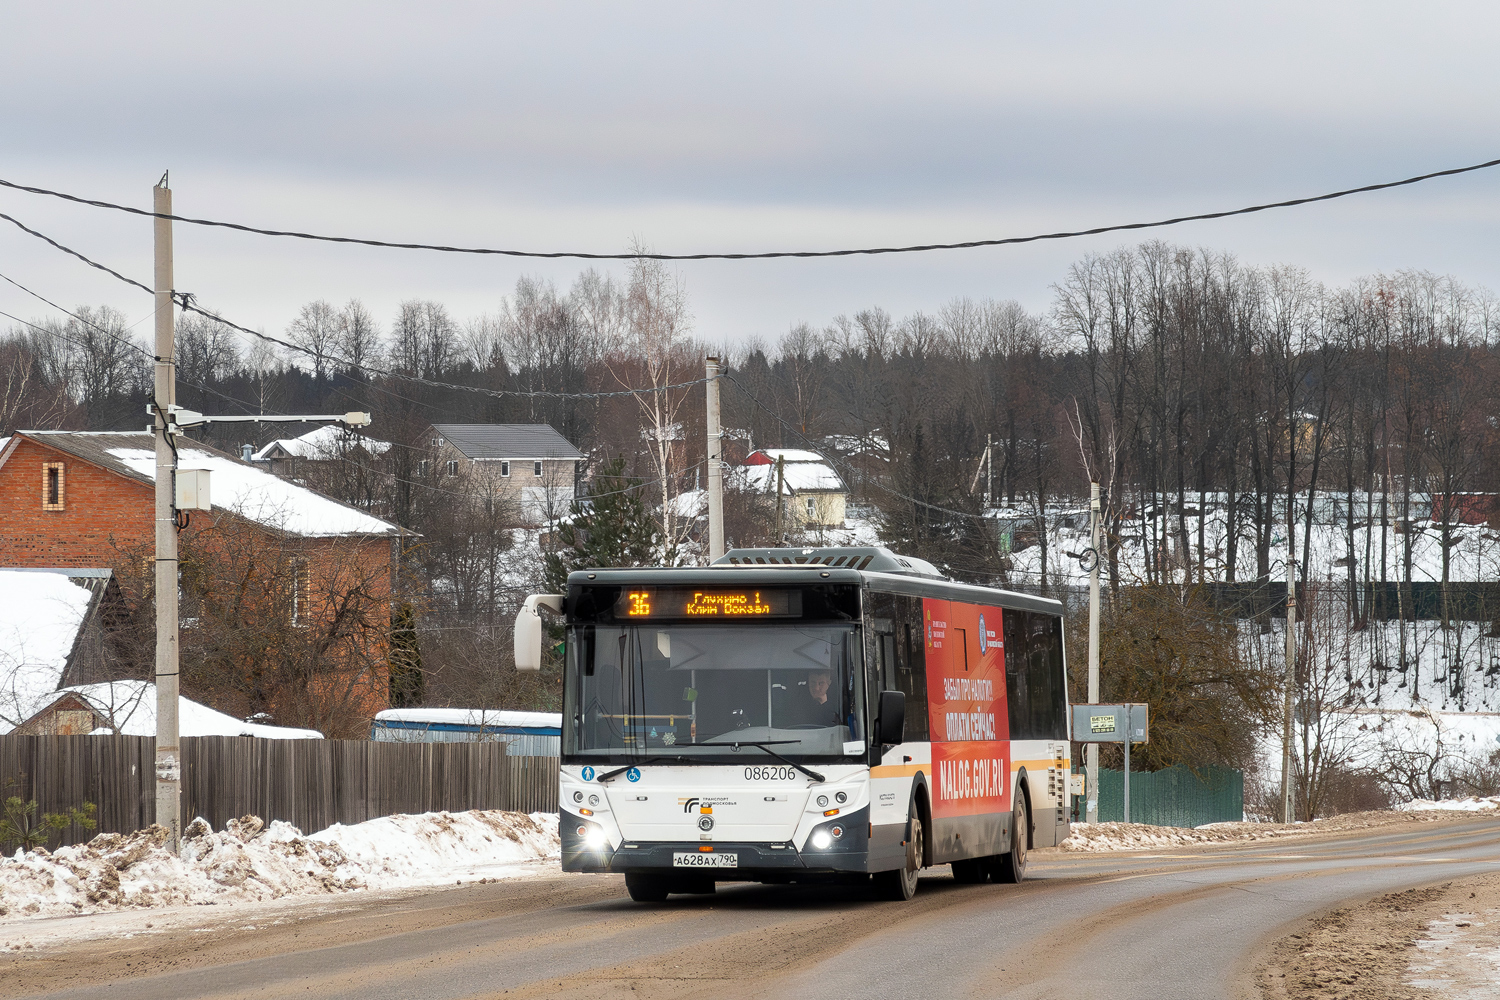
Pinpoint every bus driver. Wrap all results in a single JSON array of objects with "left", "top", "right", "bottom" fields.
[{"left": 784, "top": 669, "right": 843, "bottom": 728}]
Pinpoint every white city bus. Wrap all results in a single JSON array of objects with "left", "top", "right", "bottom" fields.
[{"left": 514, "top": 546, "right": 1071, "bottom": 902}]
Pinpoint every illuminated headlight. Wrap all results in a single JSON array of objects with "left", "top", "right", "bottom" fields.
[
  {"left": 810, "top": 830, "right": 833, "bottom": 850},
  {"left": 584, "top": 826, "right": 610, "bottom": 849}
]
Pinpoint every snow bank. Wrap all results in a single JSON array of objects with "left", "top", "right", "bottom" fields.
[
  {"left": 1059, "top": 808, "right": 1490, "bottom": 852},
  {"left": 1059, "top": 820, "right": 1299, "bottom": 852},
  {"left": 0, "top": 809, "right": 558, "bottom": 922},
  {"left": 1398, "top": 795, "right": 1500, "bottom": 812}
]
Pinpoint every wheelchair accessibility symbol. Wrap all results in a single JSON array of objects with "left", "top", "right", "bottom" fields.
[
  {"left": 581, "top": 766, "right": 595, "bottom": 781},
  {"left": 626, "top": 767, "right": 641, "bottom": 782}
]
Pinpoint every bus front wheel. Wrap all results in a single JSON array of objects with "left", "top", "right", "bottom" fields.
[
  {"left": 877, "top": 811, "right": 924, "bottom": 901},
  {"left": 625, "top": 872, "right": 670, "bottom": 902}
]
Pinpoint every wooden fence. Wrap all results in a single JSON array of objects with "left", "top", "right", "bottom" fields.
[{"left": 0, "top": 735, "right": 558, "bottom": 845}]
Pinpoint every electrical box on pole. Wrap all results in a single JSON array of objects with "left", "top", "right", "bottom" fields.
[{"left": 174, "top": 469, "right": 211, "bottom": 511}]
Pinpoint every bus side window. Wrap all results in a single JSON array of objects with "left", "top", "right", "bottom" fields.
[
  {"left": 1027, "top": 614, "right": 1067, "bottom": 739},
  {"left": 880, "top": 633, "right": 897, "bottom": 690},
  {"left": 896, "top": 596, "right": 929, "bottom": 742},
  {"left": 1005, "top": 609, "right": 1031, "bottom": 739}
]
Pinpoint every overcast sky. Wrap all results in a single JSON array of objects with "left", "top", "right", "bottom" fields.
[{"left": 3, "top": 2, "right": 1499, "bottom": 349}]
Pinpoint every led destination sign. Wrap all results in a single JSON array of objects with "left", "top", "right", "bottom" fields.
[{"left": 616, "top": 587, "right": 802, "bottom": 619}]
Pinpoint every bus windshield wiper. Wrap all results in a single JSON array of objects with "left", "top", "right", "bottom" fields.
[
  {"left": 721, "top": 741, "right": 826, "bottom": 783},
  {"left": 596, "top": 756, "right": 689, "bottom": 782}
]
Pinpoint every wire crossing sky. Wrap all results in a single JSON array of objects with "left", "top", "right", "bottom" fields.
[{"left": 3, "top": 156, "right": 1497, "bottom": 260}]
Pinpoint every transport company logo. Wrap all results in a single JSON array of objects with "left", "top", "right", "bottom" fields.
[
  {"left": 682, "top": 797, "right": 700, "bottom": 812},
  {"left": 978, "top": 614, "right": 987, "bottom": 653}
]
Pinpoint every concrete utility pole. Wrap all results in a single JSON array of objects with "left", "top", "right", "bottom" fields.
[
  {"left": 705, "top": 356, "right": 725, "bottom": 562},
  {"left": 152, "top": 176, "right": 181, "bottom": 852},
  {"left": 985, "top": 433, "right": 993, "bottom": 507},
  {"left": 1282, "top": 491, "right": 1298, "bottom": 824},
  {"left": 773, "top": 455, "right": 785, "bottom": 542},
  {"left": 1086, "top": 481, "right": 1101, "bottom": 824}
]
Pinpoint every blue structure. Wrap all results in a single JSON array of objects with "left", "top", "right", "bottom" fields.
[{"left": 371, "top": 708, "right": 561, "bottom": 756}]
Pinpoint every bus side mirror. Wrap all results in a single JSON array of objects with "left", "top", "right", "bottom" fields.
[
  {"left": 514, "top": 594, "right": 564, "bottom": 671},
  {"left": 877, "top": 690, "right": 905, "bottom": 746}
]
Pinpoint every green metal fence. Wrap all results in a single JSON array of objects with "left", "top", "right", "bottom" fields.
[{"left": 1082, "top": 765, "right": 1243, "bottom": 827}]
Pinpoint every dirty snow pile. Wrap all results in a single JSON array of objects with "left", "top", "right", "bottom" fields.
[
  {"left": 1398, "top": 795, "right": 1500, "bottom": 813},
  {"left": 1058, "top": 820, "right": 1300, "bottom": 852},
  {"left": 0, "top": 809, "right": 558, "bottom": 921}
]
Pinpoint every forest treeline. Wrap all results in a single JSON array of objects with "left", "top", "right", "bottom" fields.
[
  {"left": 5, "top": 242, "right": 1500, "bottom": 776},
  {"left": 6, "top": 241, "right": 1496, "bottom": 586}
]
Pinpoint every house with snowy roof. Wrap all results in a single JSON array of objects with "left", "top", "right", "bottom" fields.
[
  {"left": 0, "top": 431, "right": 411, "bottom": 732},
  {"left": 422, "top": 423, "right": 584, "bottom": 525},
  {"left": 12, "top": 681, "right": 322, "bottom": 739},
  {"left": 741, "top": 448, "right": 847, "bottom": 529},
  {"left": 251, "top": 425, "right": 392, "bottom": 479},
  {"left": 0, "top": 567, "right": 117, "bottom": 733}
]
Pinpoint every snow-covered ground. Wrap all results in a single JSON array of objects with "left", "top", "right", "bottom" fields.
[{"left": 0, "top": 809, "right": 559, "bottom": 924}]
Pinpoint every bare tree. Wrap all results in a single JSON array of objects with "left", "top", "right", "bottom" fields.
[{"left": 287, "top": 300, "right": 340, "bottom": 381}]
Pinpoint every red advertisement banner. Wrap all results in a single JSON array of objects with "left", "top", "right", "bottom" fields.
[{"left": 923, "top": 598, "right": 1011, "bottom": 817}]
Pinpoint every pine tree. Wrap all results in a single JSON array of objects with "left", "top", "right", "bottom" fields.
[{"left": 544, "top": 457, "right": 658, "bottom": 592}]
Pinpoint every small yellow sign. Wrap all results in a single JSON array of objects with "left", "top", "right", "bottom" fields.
[{"left": 1090, "top": 714, "right": 1116, "bottom": 734}]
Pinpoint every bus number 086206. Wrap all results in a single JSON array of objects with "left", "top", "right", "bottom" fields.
[{"left": 744, "top": 766, "right": 797, "bottom": 781}]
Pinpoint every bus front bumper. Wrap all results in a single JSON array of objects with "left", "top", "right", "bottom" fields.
[{"left": 561, "top": 807, "right": 871, "bottom": 877}]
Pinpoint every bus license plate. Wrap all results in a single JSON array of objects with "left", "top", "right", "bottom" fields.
[{"left": 672, "top": 852, "right": 738, "bottom": 868}]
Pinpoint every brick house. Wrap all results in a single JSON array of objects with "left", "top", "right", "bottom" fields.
[
  {"left": 422, "top": 424, "right": 585, "bottom": 525},
  {"left": 0, "top": 431, "right": 408, "bottom": 735}
]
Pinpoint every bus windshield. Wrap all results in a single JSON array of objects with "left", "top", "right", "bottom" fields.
[{"left": 563, "top": 623, "right": 866, "bottom": 760}]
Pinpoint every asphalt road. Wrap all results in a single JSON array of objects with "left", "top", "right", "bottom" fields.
[{"left": 6, "top": 816, "right": 1499, "bottom": 1000}]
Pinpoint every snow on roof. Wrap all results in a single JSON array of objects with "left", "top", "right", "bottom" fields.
[
  {"left": 252, "top": 425, "right": 391, "bottom": 462},
  {"left": 57, "top": 680, "right": 323, "bottom": 738},
  {"left": 747, "top": 448, "right": 826, "bottom": 465},
  {"left": 0, "top": 570, "right": 96, "bottom": 733},
  {"left": 374, "top": 708, "right": 562, "bottom": 730},
  {"left": 671, "top": 488, "right": 707, "bottom": 519},
  {"left": 742, "top": 461, "right": 844, "bottom": 494},
  {"left": 106, "top": 444, "right": 401, "bottom": 537}
]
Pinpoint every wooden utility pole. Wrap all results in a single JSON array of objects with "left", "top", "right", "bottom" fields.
[
  {"left": 705, "top": 356, "right": 725, "bottom": 561},
  {"left": 152, "top": 175, "right": 181, "bottom": 852}
]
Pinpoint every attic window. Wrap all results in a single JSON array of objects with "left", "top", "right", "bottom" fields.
[
  {"left": 805, "top": 498, "right": 816, "bottom": 519},
  {"left": 42, "top": 463, "right": 65, "bottom": 510},
  {"left": 432, "top": 437, "right": 444, "bottom": 446},
  {"left": 500, "top": 461, "right": 511, "bottom": 477},
  {"left": 533, "top": 460, "right": 543, "bottom": 477}
]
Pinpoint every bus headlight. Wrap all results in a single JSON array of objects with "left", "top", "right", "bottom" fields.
[
  {"left": 584, "top": 826, "right": 610, "bottom": 849},
  {"left": 810, "top": 830, "right": 833, "bottom": 850}
]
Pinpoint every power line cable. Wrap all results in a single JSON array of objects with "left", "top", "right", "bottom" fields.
[
  {"left": 0, "top": 210, "right": 711, "bottom": 401},
  {"left": 3, "top": 157, "right": 1497, "bottom": 260}
]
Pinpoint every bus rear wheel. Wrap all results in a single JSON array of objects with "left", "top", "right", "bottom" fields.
[
  {"left": 877, "top": 811, "right": 924, "bottom": 901},
  {"left": 625, "top": 872, "right": 670, "bottom": 902},
  {"left": 992, "top": 794, "right": 1029, "bottom": 884}
]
